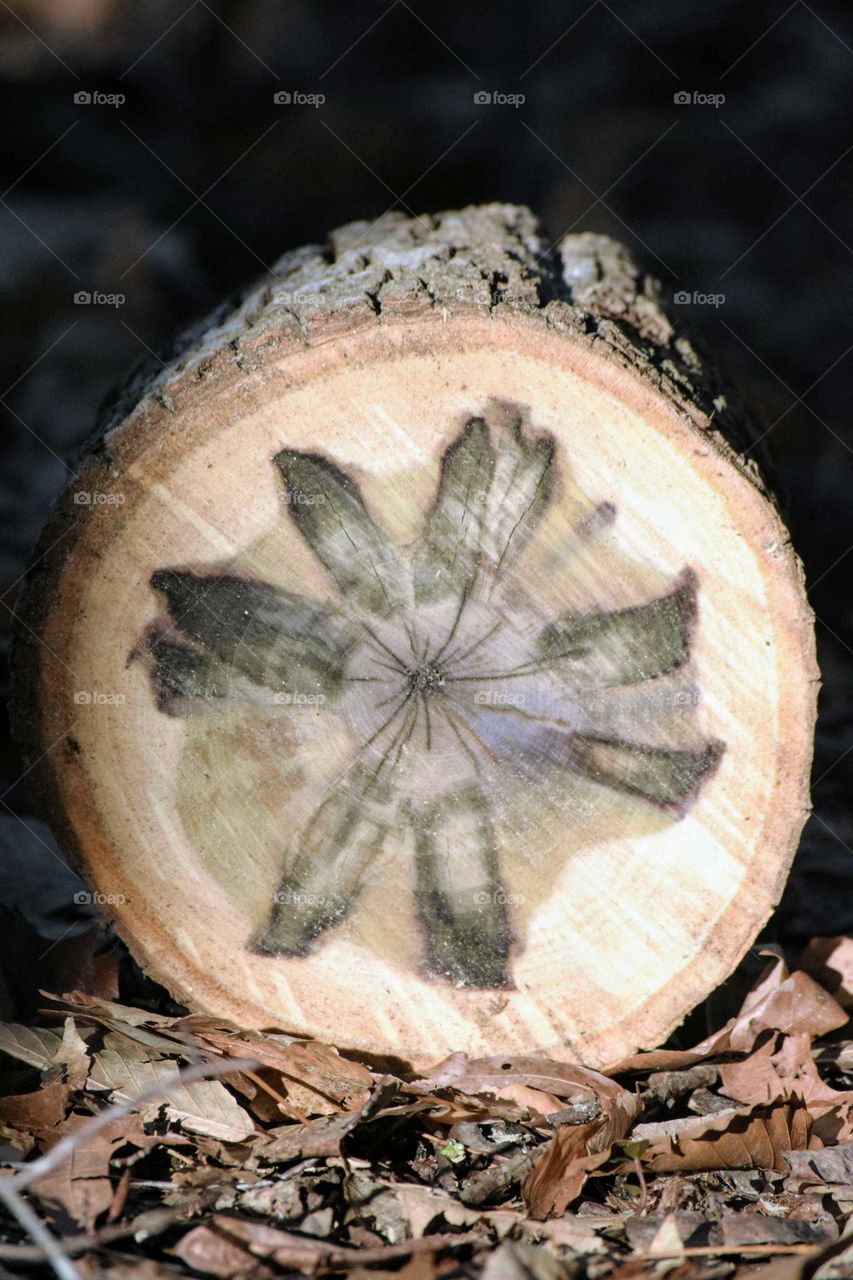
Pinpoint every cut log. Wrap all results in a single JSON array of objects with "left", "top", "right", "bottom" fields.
[{"left": 12, "top": 204, "right": 817, "bottom": 1069}]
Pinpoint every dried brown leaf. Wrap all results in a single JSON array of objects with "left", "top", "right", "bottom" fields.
[
  {"left": 0, "top": 1022, "right": 64, "bottom": 1070},
  {"left": 521, "top": 1119, "right": 609, "bottom": 1219},
  {"left": 172, "top": 1223, "right": 271, "bottom": 1278},
  {"left": 521, "top": 1066, "right": 642, "bottom": 1219},
  {"left": 29, "top": 1111, "right": 119, "bottom": 1229},
  {"left": 486, "top": 1084, "right": 566, "bottom": 1120},
  {"left": 45, "top": 993, "right": 196, "bottom": 1060},
  {"left": 782, "top": 1144, "right": 853, "bottom": 1186},
  {"left": 607, "top": 954, "right": 848, "bottom": 1074},
  {"left": 0, "top": 1119, "right": 35, "bottom": 1157},
  {"left": 725, "top": 957, "right": 849, "bottom": 1047},
  {"left": 731, "top": 1233, "right": 853, "bottom": 1280},
  {"left": 800, "top": 937, "right": 853, "bottom": 1011},
  {"left": 213, "top": 1215, "right": 478, "bottom": 1271},
  {"left": 57, "top": 1017, "right": 92, "bottom": 1090},
  {"left": 345, "top": 1172, "right": 517, "bottom": 1244},
  {"left": 720, "top": 1214, "right": 835, "bottom": 1247},
  {"left": 27, "top": 1105, "right": 159, "bottom": 1233},
  {"left": 422, "top": 1052, "right": 628, "bottom": 1106},
  {"left": 0, "top": 1015, "right": 90, "bottom": 1095},
  {"left": 624, "top": 1212, "right": 708, "bottom": 1253},
  {"left": 0, "top": 1076, "right": 69, "bottom": 1135},
  {"left": 720, "top": 1034, "right": 853, "bottom": 1143},
  {"left": 400, "top": 1085, "right": 531, "bottom": 1126},
  {"left": 88, "top": 1033, "right": 255, "bottom": 1141},
  {"left": 646, "top": 1213, "right": 688, "bottom": 1257},
  {"left": 517, "top": 1215, "right": 608, "bottom": 1254},
  {"left": 190, "top": 1027, "right": 373, "bottom": 1112},
  {"left": 386, "top": 1184, "right": 488, "bottom": 1239},
  {"left": 257, "top": 1079, "right": 399, "bottom": 1160},
  {"left": 480, "top": 1240, "right": 572, "bottom": 1280},
  {"left": 49, "top": 993, "right": 176, "bottom": 1027},
  {"left": 637, "top": 1097, "right": 819, "bottom": 1173}
]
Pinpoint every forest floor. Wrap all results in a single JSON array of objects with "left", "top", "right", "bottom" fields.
[{"left": 0, "top": 941, "right": 852, "bottom": 1280}]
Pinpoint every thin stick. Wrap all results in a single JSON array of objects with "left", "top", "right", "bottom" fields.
[
  {"left": 0, "top": 1191, "right": 79, "bottom": 1280},
  {"left": 632, "top": 1155, "right": 648, "bottom": 1216},
  {"left": 0, "top": 1217, "right": 177, "bottom": 1263}
]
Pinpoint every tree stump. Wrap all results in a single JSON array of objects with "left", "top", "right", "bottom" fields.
[{"left": 12, "top": 204, "right": 817, "bottom": 1068}]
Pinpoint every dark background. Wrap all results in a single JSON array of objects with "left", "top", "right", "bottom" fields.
[{"left": 1, "top": 0, "right": 851, "bottom": 1006}]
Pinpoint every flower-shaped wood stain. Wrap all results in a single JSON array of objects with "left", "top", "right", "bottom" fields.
[{"left": 144, "top": 402, "right": 722, "bottom": 989}]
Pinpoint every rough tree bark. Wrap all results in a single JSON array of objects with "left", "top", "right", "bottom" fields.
[{"left": 12, "top": 204, "right": 817, "bottom": 1069}]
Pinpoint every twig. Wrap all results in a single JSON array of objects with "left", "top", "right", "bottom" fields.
[
  {"left": 242, "top": 1066, "right": 310, "bottom": 1122},
  {"left": 640, "top": 1231, "right": 853, "bottom": 1271},
  {"left": 0, "top": 1055, "right": 259, "bottom": 1280},
  {"left": 0, "top": 1192, "right": 79, "bottom": 1280},
  {"left": 0, "top": 1218, "right": 174, "bottom": 1263},
  {"left": 216, "top": 1218, "right": 481, "bottom": 1267},
  {"left": 632, "top": 1155, "right": 649, "bottom": 1215},
  {"left": 641, "top": 1242, "right": 820, "bottom": 1259},
  {"left": 10, "top": 1055, "right": 257, "bottom": 1192}
]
